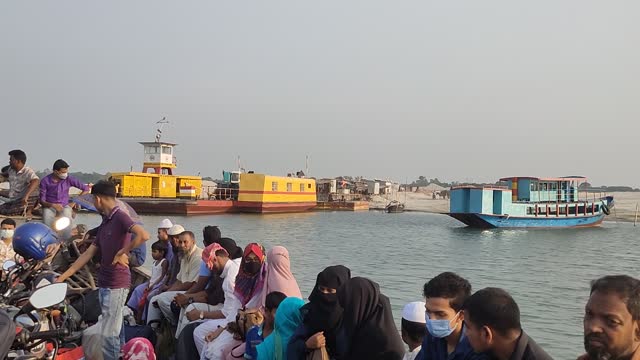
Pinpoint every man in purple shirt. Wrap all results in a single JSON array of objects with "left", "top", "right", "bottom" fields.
[
  {"left": 57, "top": 181, "right": 150, "bottom": 360},
  {"left": 39, "top": 159, "right": 89, "bottom": 238}
]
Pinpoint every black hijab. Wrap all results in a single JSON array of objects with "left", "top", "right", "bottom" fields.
[
  {"left": 337, "top": 277, "right": 405, "bottom": 360},
  {"left": 303, "top": 265, "right": 351, "bottom": 355}
]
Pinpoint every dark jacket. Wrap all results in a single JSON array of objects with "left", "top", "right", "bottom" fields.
[
  {"left": 416, "top": 330, "right": 488, "bottom": 360},
  {"left": 508, "top": 331, "right": 553, "bottom": 360}
]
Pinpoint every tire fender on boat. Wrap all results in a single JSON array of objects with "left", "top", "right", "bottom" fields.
[{"left": 602, "top": 204, "right": 610, "bottom": 215}]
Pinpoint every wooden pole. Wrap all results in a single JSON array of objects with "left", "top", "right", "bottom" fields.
[{"left": 635, "top": 203, "right": 638, "bottom": 227}]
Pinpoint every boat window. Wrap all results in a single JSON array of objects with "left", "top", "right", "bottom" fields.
[
  {"left": 272, "top": 182, "right": 278, "bottom": 191},
  {"left": 551, "top": 183, "right": 557, "bottom": 191},
  {"left": 308, "top": 184, "right": 312, "bottom": 189},
  {"left": 145, "top": 146, "right": 159, "bottom": 154},
  {"left": 300, "top": 184, "right": 305, "bottom": 192},
  {"left": 287, "top": 183, "right": 292, "bottom": 192},
  {"left": 542, "top": 183, "right": 548, "bottom": 191},
  {"left": 162, "top": 146, "right": 172, "bottom": 155}
]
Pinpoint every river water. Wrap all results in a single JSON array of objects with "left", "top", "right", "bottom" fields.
[{"left": 76, "top": 211, "right": 639, "bottom": 359}]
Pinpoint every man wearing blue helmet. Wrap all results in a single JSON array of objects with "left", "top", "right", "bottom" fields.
[{"left": 57, "top": 180, "right": 150, "bottom": 360}]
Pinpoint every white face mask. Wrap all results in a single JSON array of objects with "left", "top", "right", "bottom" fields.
[
  {"left": 57, "top": 172, "right": 68, "bottom": 180},
  {"left": 0, "top": 229, "right": 14, "bottom": 240}
]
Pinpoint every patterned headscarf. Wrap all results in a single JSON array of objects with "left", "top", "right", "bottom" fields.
[
  {"left": 202, "top": 243, "right": 228, "bottom": 270},
  {"left": 122, "top": 337, "right": 156, "bottom": 360},
  {"left": 233, "top": 243, "right": 267, "bottom": 307}
]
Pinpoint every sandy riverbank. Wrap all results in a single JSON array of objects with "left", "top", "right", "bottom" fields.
[{"left": 371, "top": 191, "right": 640, "bottom": 223}]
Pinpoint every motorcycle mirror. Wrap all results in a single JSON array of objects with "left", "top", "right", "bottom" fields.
[
  {"left": 29, "top": 283, "right": 68, "bottom": 309},
  {"left": 2, "top": 260, "right": 16, "bottom": 271},
  {"left": 53, "top": 216, "right": 72, "bottom": 231}
]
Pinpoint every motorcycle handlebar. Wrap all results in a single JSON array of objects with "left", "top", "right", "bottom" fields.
[{"left": 27, "top": 328, "right": 69, "bottom": 340}]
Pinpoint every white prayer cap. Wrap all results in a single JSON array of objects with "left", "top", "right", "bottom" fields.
[
  {"left": 158, "top": 219, "right": 173, "bottom": 229},
  {"left": 402, "top": 301, "right": 426, "bottom": 323},
  {"left": 168, "top": 224, "right": 185, "bottom": 236}
]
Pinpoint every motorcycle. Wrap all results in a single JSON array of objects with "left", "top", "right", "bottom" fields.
[{"left": 5, "top": 282, "right": 81, "bottom": 359}]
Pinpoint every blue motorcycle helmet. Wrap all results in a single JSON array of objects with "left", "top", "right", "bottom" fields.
[{"left": 12, "top": 222, "right": 60, "bottom": 261}]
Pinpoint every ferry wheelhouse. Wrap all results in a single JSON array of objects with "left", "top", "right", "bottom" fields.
[{"left": 448, "top": 176, "right": 614, "bottom": 228}]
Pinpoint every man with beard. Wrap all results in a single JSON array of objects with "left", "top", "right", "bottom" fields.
[{"left": 581, "top": 275, "right": 640, "bottom": 360}]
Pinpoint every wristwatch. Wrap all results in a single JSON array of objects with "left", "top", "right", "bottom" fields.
[{"left": 199, "top": 311, "right": 204, "bottom": 320}]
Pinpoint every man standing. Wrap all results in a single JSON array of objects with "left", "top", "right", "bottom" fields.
[
  {"left": 416, "top": 272, "right": 486, "bottom": 360},
  {"left": 463, "top": 288, "right": 552, "bottom": 360},
  {"left": 0, "top": 150, "right": 39, "bottom": 216},
  {"left": 39, "top": 159, "right": 90, "bottom": 238},
  {"left": 147, "top": 230, "right": 202, "bottom": 326},
  {"left": 56, "top": 181, "right": 150, "bottom": 360},
  {"left": 581, "top": 275, "right": 640, "bottom": 360},
  {"left": 0, "top": 218, "right": 16, "bottom": 263}
]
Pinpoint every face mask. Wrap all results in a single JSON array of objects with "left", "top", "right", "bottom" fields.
[
  {"left": 0, "top": 229, "right": 14, "bottom": 240},
  {"left": 426, "top": 312, "right": 459, "bottom": 338},
  {"left": 244, "top": 261, "right": 261, "bottom": 275},
  {"left": 57, "top": 172, "right": 68, "bottom": 180}
]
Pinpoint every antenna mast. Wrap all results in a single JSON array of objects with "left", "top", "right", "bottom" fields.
[{"left": 155, "top": 117, "right": 169, "bottom": 143}]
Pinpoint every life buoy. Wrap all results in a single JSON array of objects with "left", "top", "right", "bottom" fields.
[{"left": 602, "top": 204, "right": 610, "bottom": 215}]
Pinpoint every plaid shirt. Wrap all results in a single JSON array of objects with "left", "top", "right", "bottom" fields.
[{"left": 8, "top": 166, "right": 39, "bottom": 201}]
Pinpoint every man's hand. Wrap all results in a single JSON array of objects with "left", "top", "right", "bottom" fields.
[
  {"left": 186, "top": 309, "right": 201, "bottom": 321},
  {"left": 205, "top": 326, "right": 225, "bottom": 342},
  {"left": 174, "top": 293, "right": 190, "bottom": 307},
  {"left": 20, "top": 197, "right": 28, "bottom": 206},
  {"left": 159, "top": 284, "right": 169, "bottom": 292},
  {"left": 55, "top": 276, "right": 65, "bottom": 283},
  {"left": 52, "top": 204, "right": 64, "bottom": 213},
  {"left": 112, "top": 249, "right": 129, "bottom": 268},
  {"left": 305, "top": 332, "right": 326, "bottom": 349}
]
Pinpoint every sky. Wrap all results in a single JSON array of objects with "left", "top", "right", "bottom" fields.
[{"left": 1, "top": 1, "right": 638, "bottom": 187}]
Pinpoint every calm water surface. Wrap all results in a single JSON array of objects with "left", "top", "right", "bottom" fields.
[{"left": 77, "top": 211, "right": 639, "bottom": 359}]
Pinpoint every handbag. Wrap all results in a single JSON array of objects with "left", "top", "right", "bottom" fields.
[{"left": 226, "top": 308, "right": 264, "bottom": 341}]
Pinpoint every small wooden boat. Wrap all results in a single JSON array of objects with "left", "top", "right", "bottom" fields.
[{"left": 385, "top": 200, "right": 405, "bottom": 213}]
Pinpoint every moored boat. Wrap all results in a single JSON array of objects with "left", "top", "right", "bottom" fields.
[
  {"left": 449, "top": 176, "right": 614, "bottom": 228},
  {"left": 385, "top": 200, "right": 405, "bottom": 213},
  {"left": 108, "top": 124, "right": 316, "bottom": 215}
]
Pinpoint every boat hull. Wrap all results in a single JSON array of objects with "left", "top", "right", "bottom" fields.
[
  {"left": 122, "top": 198, "right": 235, "bottom": 215},
  {"left": 448, "top": 213, "right": 605, "bottom": 229},
  {"left": 234, "top": 201, "right": 317, "bottom": 214},
  {"left": 123, "top": 198, "right": 318, "bottom": 215}
]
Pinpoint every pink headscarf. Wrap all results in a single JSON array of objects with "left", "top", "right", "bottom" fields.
[
  {"left": 202, "top": 243, "right": 228, "bottom": 270},
  {"left": 263, "top": 246, "right": 302, "bottom": 302},
  {"left": 122, "top": 337, "right": 156, "bottom": 360}
]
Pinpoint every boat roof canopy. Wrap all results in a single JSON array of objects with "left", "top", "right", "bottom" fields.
[
  {"left": 139, "top": 141, "right": 177, "bottom": 146},
  {"left": 499, "top": 176, "right": 587, "bottom": 182}
]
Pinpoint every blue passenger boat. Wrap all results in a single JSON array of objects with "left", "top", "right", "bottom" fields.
[{"left": 448, "top": 177, "right": 614, "bottom": 228}]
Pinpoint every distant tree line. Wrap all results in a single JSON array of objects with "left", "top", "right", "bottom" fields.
[{"left": 35, "top": 171, "right": 107, "bottom": 185}]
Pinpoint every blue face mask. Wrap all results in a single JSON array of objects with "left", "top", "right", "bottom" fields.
[{"left": 426, "top": 312, "right": 459, "bottom": 338}]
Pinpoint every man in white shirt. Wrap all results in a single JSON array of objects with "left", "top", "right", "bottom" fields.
[
  {"left": 147, "top": 230, "right": 202, "bottom": 326},
  {"left": 402, "top": 301, "right": 427, "bottom": 360},
  {"left": 193, "top": 243, "right": 242, "bottom": 359}
]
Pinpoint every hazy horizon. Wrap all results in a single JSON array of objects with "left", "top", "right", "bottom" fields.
[{"left": 2, "top": 1, "right": 638, "bottom": 187}]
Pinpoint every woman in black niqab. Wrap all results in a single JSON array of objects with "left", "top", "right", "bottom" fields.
[
  {"left": 287, "top": 265, "right": 351, "bottom": 360},
  {"left": 336, "top": 277, "right": 405, "bottom": 360}
]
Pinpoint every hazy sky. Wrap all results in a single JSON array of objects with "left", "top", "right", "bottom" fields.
[{"left": 1, "top": 1, "right": 638, "bottom": 187}]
